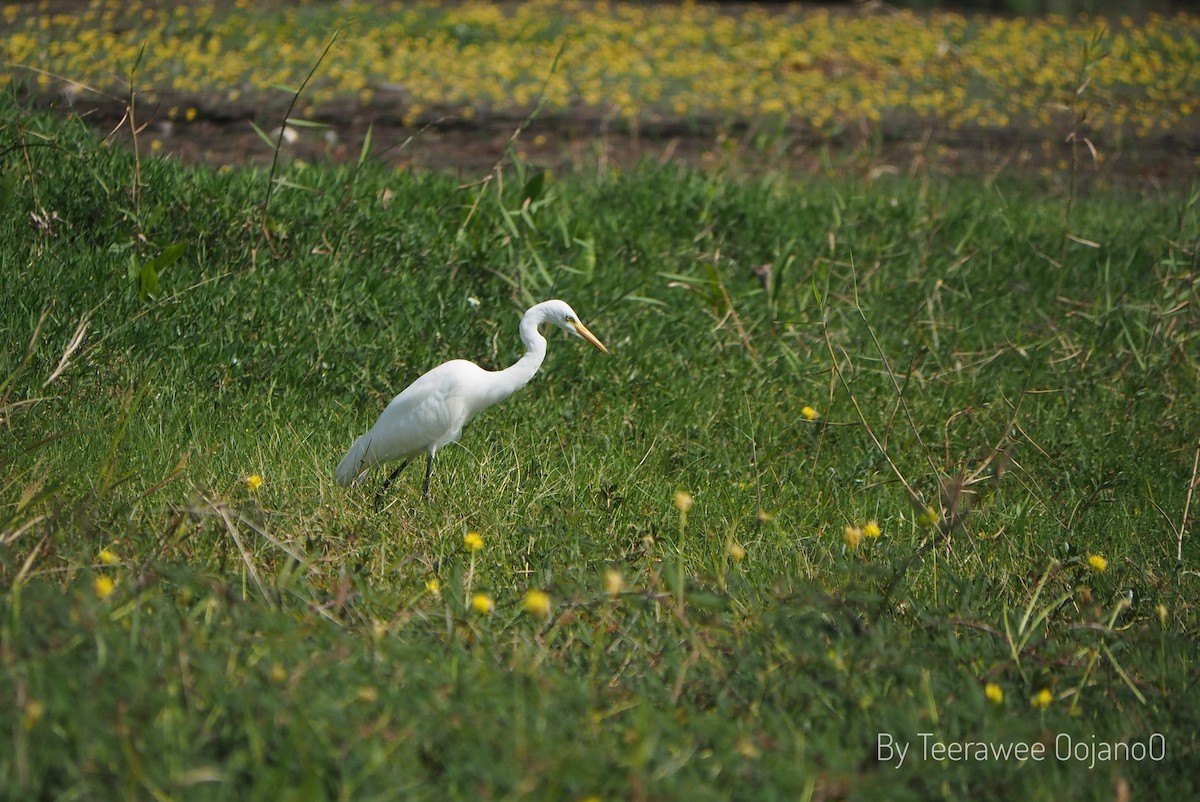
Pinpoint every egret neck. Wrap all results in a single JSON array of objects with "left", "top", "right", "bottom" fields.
[{"left": 473, "top": 303, "right": 552, "bottom": 413}]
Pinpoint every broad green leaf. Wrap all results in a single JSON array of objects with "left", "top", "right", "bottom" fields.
[
  {"left": 139, "top": 260, "right": 159, "bottom": 300},
  {"left": 521, "top": 170, "right": 546, "bottom": 205}
]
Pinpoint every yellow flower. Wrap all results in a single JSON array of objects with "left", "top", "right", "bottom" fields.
[
  {"left": 1031, "top": 688, "right": 1053, "bottom": 709},
  {"left": 801, "top": 405, "right": 818, "bottom": 421},
  {"left": 185, "top": 106, "right": 198, "bottom": 122},
  {"left": 673, "top": 491, "right": 694, "bottom": 513},
  {"left": 917, "top": 505, "right": 940, "bottom": 528},
  {"left": 603, "top": 569, "right": 625, "bottom": 597},
  {"left": 470, "top": 592, "right": 495, "bottom": 614},
  {"left": 22, "top": 700, "right": 45, "bottom": 730},
  {"left": 463, "top": 532, "right": 484, "bottom": 552},
  {"left": 425, "top": 577, "right": 441, "bottom": 596},
  {"left": 244, "top": 473, "right": 263, "bottom": 492},
  {"left": 1157, "top": 603, "right": 1168, "bottom": 626},
  {"left": 862, "top": 520, "right": 881, "bottom": 539},
  {"left": 269, "top": 663, "right": 287, "bottom": 682},
  {"left": 727, "top": 542, "right": 746, "bottom": 562},
  {"left": 92, "top": 575, "right": 116, "bottom": 600},
  {"left": 98, "top": 548, "right": 118, "bottom": 565},
  {"left": 984, "top": 683, "right": 1003, "bottom": 704},
  {"left": 523, "top": 589, "right": 551, "bottom": 618},
  {"left": 843, "top": 525, "right": 863, "bottom": 551},
  {"left": 826, "top": 648, "right": 847, "bottom": 672},
  {"left": 1087, "top": 554, "right": 1108, "bottom": 573}
]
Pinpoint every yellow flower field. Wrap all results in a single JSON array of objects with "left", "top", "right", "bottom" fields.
[{"left": 2, "top": 0, "right": 1197, "bottom": 139}]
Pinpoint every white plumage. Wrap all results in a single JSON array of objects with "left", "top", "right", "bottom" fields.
[{"left": 336, "top": 300, "right": 607, "bottom": 501}]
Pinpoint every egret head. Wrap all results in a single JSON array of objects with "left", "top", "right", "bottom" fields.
[{"left": 539, "top": 300, "right": 609, "bottom": 354}]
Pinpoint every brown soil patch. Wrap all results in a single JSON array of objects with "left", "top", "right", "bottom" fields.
[{"left": 23, "top": 88, "right": 1200, "bottom": 185}]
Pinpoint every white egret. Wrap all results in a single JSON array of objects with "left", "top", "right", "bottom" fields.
[{"left": 335, "top": 299, "right": 608, "bottom": 504}]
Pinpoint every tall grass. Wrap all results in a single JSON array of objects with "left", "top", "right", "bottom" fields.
[{"left": 2, "top": 91, "right": 1199, "bottom": 800}]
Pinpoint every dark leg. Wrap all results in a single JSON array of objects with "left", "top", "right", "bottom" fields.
[
  {"left": 374, "top": 459, "right": 411, "bottom": 511},
  {"left": 421, "top": 452, "right": 434, "bottom": 502}
]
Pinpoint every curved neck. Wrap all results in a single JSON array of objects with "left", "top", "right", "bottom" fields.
[
  {"left": 503, "top": 310, "right": 549, "bottom": 388},
  {"left": 477, "top": 307, "right": 549, "bottom": 410}
]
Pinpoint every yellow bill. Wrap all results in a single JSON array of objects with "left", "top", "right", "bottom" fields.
[{"left": 570, "top": 320, "right": 609, "bottom": 354}]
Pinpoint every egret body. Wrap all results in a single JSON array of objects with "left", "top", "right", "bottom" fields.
[{"left": 335, "top": 299, "right": 607, "bottom": 502}]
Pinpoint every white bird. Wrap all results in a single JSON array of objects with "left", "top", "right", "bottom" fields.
[{"left": 335, "top": 299, "right": 608, "bottom": 504}]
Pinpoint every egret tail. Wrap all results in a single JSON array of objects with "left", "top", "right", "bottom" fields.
[{"left": 335, "top": 434, "right": 371, "bottom": 486}]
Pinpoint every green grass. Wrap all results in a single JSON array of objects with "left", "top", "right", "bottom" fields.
[{"left": 2, "top": 91, "right": 1199, "bottom": 800}]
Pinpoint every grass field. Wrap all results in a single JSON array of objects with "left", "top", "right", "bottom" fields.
[{"left": 3, "top": 34, "right": 1200, "bottom": 800}]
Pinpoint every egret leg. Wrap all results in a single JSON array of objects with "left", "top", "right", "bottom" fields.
[
  {"left": 421, "top": 452, "right": 434, "bottom": 502},
  {"left": 374, "top": 459, "right": 411, "bottom": 511}
]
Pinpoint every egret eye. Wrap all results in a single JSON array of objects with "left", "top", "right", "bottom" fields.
[{"left": 565, "top": 315, "right": 576, "bottom": 323}]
